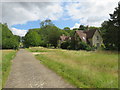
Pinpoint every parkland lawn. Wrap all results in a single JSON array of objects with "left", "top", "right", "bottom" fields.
[
  {"left": 28, "top": 47, "right": 118, "bottom": 88},
  {"left": 1, "top": 50, "right": 16, "bottom": 87}
]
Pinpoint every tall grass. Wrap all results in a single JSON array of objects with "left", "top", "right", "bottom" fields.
[
  {"left": 0, "top": 50, "right": 2, "bottom": 89},
  {"left": 2, "top": 50, "right": 16, "bottom": 87},
  {"left": 29, "top": 47, "right": 118, "bottom": 88}
]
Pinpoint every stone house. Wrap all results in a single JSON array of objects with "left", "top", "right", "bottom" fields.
[
  {"left": 58, "top": 34, "right": 71, "bottom": 46},
  {"left": 59, "top": 29, "right": 103, "bottom": 48},
  {"left": 59, "top": 34, "right": 71, "bottom": 42},
  {"left": 75, "top": 29, "right": 103, "bottom": 48}
]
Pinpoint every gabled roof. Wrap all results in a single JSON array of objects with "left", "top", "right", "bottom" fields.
[
  {"left": 75, "top": 29, "right": 98, "bottom": 42},
  {"left": 83, "top": 29, "right": 96, "bottom": 39},
  {"left": 76, "top": 30, "right": 87, "bottom": 42},
  {"left": 76, "top": 29, "right": 97, "bottom": 38},
  {"left": 60, "top": 35, "right": 70, "bottom": 41}
]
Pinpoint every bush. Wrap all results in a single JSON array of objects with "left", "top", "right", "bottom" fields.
[
  {"left": 86, "top": 46, "right": 92, "bottom": 51},
  {"left": 76, "top": 41, "right": 92, "bottom": 51},
  {"left": 100, "top": 44, "right": 106, "bottom": 50},
  {"left": 60, "top": 41, "right": 70, "bottom": 49},
  {"left": 76, "top": 42, "right": 87, "bottom": 50}
]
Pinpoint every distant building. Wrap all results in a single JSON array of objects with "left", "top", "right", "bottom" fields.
[
  {"left": 75, "top": 29, "right": 103, "bottom": 48},
  {"left": 58, "top": 34, "right": 71, "bottom": 48},
  {"left": 59, "top": 29, "right": 103, "bottom": 48},
  {"left": 60, "top": 34, "right": 71, "bottom": 42}
]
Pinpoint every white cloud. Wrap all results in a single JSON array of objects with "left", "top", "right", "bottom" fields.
[
  {"left": 66, "top": 0, "right": 119, "bottom": 27},
  {"left": 2, "top": 2, "right": 63, "bottom": 26},
  {"left": 1, "top": 2, "right": 63, "bottom": 36},
  {"left": 1, "top": 0, "right": 61, "bottom": 2},
  {"left": 70, "top": 23, "right": 79, "bottom": 29},
  {"left": 11, "top": 28, "right": 28, "bottom": 36}
]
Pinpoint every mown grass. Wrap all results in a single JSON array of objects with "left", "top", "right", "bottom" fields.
[
  {"left": 1, "top": 50, "right": 17, "bottom": 87},
  {"left": 29, "top": 47, "right": 118, "bottom": 88}
]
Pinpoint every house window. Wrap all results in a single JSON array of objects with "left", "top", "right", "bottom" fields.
[{"left": 97, "top": 36, "right": 99, "bottom": 40}]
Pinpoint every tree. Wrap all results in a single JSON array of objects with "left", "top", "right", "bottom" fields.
[
  {"left": 89, "top": 26, "right": 100, "bottom": 30},
  {"left": 40, "top": 19, "right": 54, "bottom": 28},
  {"left": 101, "top": 2, "right": 120, "bottom": 50},
  {"left": 23, "top": 30, "right": 41, "bottom": 47},
  {"left": 40, "top": 25, "right": 61, "bottom": 48},
  {"left": 0, "top": 24, "right": 2, "bottom": 49},
  {"left": 40, "top": 21, "right": 44, "bottom": 28},
  {"left": 79, "top": 25, "right": 88, "bottom": 30},
  {"left": 1, "top": 24, "right": 19, "bottom": 49},
  {"left": 63, "top": 27, "right": 70, "bottom": 30},
  {"left": 60, "top": 41, "right": 70, "bottom": 49}
]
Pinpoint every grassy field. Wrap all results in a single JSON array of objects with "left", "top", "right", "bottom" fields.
[
  {"left": 1, "top": 50, "right": 16, "bottom": 87},
  {"left": 28, "top": 47, "right": 118, "bottom": 88},
  {"left": 0, "top": 50, "right": 2, "bottom": 89}
]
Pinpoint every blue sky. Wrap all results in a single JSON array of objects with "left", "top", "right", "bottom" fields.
[
  {"left": 2, "top": 0, "right": 119, "bottom": 36},
  {"left": 11, "top": 19, "right": 78, "bottom": 30},
  {"left": 10, "top": 2, "right": 79, "bottom": 30}
]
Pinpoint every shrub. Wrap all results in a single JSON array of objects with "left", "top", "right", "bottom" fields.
[
  {"left": 100, "top": 44, "right": 106, "bottom": 50},
  {"left": 86, "top": 46, "right": 92, "bottom": 51},
  {"left": 76, "top": 41, "right": 93, "bottom": 51},
  {"left": 60, "top": 41, "right": 70, "bottom": 49},
  {"left": 76, "top": 42, "right": 87, "bottom": 50}
]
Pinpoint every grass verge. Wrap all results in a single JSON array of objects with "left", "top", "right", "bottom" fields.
[
  {"left": 2, "top": 50, "right": 17, "bottom": 87},
  {"left": 29, "top": 47, "right": 118, "bottom": 88}
]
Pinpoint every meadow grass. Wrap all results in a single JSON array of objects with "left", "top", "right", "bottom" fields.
[
  {"left": 29, "top": 47, "right": 118, "bottom": 88},
  {"left": 0, "top": 50, "right": 2, "bottom": 89},
  {"left": 1, "top": 50, "right": 16, "bottom": 87}
]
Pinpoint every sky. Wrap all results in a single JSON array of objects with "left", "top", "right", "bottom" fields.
[{"left": 1, "top": 0, "right": 119, "bottom": 36}]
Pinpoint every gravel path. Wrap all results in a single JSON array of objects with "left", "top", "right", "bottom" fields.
[{"left": 5, "top": 49, "right": 74, "bottom": 88}]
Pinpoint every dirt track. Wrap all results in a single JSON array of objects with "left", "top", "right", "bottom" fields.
[{"left": 5, "top": 49, "right": 74, "bottom": 88}]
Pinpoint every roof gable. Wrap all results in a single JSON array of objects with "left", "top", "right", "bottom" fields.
[
  {"left": 75, "top": 29, "right": 99, "bottom": 42},
  {"left": 76, "top": 30, "right": 87, "bottom": 42},
  {"left": 83, "top": 29, "right": 96, "bottom": 39},
  {"left": 60, "top": 35, "right": 70, "bottom": 41}
]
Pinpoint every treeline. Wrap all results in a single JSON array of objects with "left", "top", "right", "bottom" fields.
[
  {"left": 23, "top": 20, "right": 99, "bottom": 51},
  {"left": 23, "top": 23, "right": 69, "bottom": 48},
  {"left": 0, "top": 24, "right": 20, "bottom": 49}
]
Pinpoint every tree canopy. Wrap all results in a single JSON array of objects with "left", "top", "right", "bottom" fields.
[
  {"left": 40, "top": 19, "right": 54, "bottom": 28},
  {"left": 1, "top": 23, "right": 19, "bottom": 49},
  {"left": 101, "top": 3, "right": 120, "bottom": 50},
  {"left": 63, "top": 27, "right": 70, "bottom": 30},
  {"left": 24, "top": 20, "right": 62, "bottom": 48},
  {"left": 23, "top": 30, "right": 41, "bottom": 47}
]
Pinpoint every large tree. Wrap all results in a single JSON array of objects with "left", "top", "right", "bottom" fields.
[
  {"left": 40, "top": 25, "right": 61, "bottom": 48},
  {"left": 1, "top": 23, "right": 19, "bottom": 49},
  {"left": 101, "top": 2, "right": 120, "bottom": 50},
  {"left": 63, "top": 27, "right": 70, "bottom": 30},
  {"left": 40, "top": 19, "right": 54, "bottom": 28},
  {"left": 23, "top": 30, "right": 41, "bottom": 47}
]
